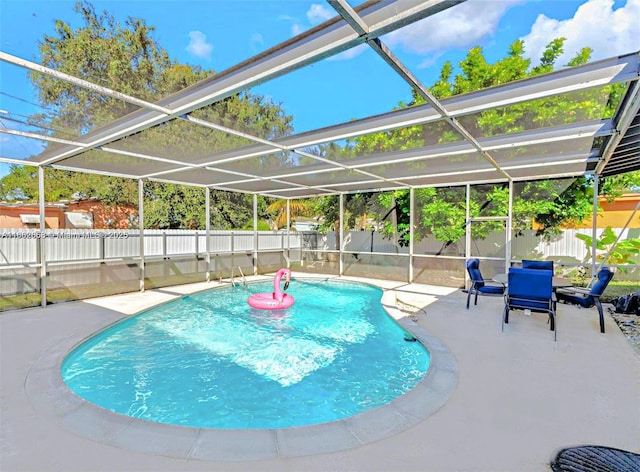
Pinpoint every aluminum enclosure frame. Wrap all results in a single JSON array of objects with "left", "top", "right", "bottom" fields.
[{"left": 1, "top": 0, "right": 639, "bottom": 306}]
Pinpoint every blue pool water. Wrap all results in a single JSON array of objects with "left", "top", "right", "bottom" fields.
[{"left": 62, "top": 279, "right": 430, "bottom": 429}]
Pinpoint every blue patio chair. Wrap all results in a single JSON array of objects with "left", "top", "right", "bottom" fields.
[
  {"left": 522, "top": 260, "right": 554, "bottom": 272},
  {"left": 556, "top": 267, "right": 614, "bottom": 334},
  {"left": 503, "top": 267, "right": 556, "bottom": 340},
  {"left": 465, "top": 258, "right": 505, "bottom": 309}
]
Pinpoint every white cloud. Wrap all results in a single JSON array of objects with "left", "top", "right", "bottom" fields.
[
  {"left": 288, "top": 4, "right": 334, "bottom": 37},
  {"left": 291, "top": 23, "right": 305, "bottom": 36},
  {"left": 295, "top": 3, "right": 364, "bottom": 60},
  {"left": 385, "top": 0, "right": 522, "bottom": 58},
  {"left": 521, "top": 0, "right": 640, "bottom": 66},
  {"left": 186, "top": 31, "right": 213, "bottom": 61},
  {"left": 250, "top": 33, "right": 264, "bottom": 52},
  {"left": 307, "top": 4, "right": 334, "bottom": 24}
]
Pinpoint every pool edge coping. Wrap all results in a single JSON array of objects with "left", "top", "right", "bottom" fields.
[{"left": 24, "top": 276, "right": 459, "bottom": 462}]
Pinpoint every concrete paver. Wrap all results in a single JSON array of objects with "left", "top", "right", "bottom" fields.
[{"left": 2, "top": 274, "right": 639, "bottom": 471}]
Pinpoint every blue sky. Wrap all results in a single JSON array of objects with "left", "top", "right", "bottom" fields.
[{"left": 0, "top": 0, "right": 639, "bottom": 176}]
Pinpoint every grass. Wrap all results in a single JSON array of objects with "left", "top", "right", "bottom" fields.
[{"left": 0, "top": 283, "right": 138, "bottom": 312}]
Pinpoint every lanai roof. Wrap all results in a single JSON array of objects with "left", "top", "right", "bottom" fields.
[{"left": 1, "top": 0, "right": 639, "bottom": 198}]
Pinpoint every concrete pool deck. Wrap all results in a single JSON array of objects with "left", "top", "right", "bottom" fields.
[{"left": 2, "top": 273, "right": 639, "bottom": 471}]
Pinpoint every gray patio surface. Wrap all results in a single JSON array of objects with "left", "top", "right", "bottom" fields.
[{"left": 2, "top": 274, "right": 639, "bottom": 471}]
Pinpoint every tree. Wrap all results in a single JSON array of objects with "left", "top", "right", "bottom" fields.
[
  {"left": 266, "top": 199, "right": 311, "bottom": 230},
  {"left": 311, "top": 37, "right": 639, "bottom": 245},
  {"left": 0, "top": 0, "right": 293, "bottom": 229}
]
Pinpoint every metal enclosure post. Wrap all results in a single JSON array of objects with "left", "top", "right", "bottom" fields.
[
  {"left": 38, "top": 167, "right": 47, "bottom": 307},
  {"left": 591, "top": 177, "right": 599, "bottom": 280},
  {"left": 138, "top": 179, "right": 145, "bottom": 291},
  {"left": 205, "top": 187, "right": 211, "bottom": 282},
  {"left": 286, "top": 199, "right": 291, "bottom": 267},
  {"left": 409, "top": 187, "right": 414, "bottom": 283},
  {"left": 506, "top": 180, "right": 513, "bottom": 272},
  {"left": 253, "top": 194, "right": 258, "bottom": 275},
  {"left": 339, "top": 194, "right": 344, "bottom": 276},
  {"left": 465, "top": 184, "right": 471, "bottom": 289},
  {"left": 596, "top": 199, "right": 640, "bottom": 276}
]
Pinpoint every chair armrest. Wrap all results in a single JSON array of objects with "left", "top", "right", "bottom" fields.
[
  {"left": 557, "top": 286, "right": 591, "bottom": 296},
  {"left": 485, "top": 280, "right": 505, "bottom": 287},
  {"left": 568, "top": 287, "right": 591, "bottom": 294}
]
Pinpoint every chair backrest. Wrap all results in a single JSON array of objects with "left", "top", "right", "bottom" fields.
[
  {"left": 508, "top": 268, "right": 553, "bottom": 301},
  {"left": 590, "top": 267, "right": 614, "bottom": 296},
  {"left": 522, "top": 260, "right": 554, "bottom": 272},
  {"left": 466, "top": 258, "right": 485, "bottom": 286}
]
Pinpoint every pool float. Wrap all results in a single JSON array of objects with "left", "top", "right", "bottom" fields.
[{"left": 247, "top": 268, "right": 295, "bottom": 310}]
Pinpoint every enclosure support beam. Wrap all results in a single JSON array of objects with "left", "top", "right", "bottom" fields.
[
  {"left": 253, "top": 194, "right": 258, "bottom": 276},
  {"left": 38, "top": 167, "right": 47, "bottom": 307},
  {"left": 138, "top": 179, "right": 145, "bottom": 292},
  {"left": 409, "top": 187, "right": 415, "bottom": 283},
  {"left": 286, "top": 200, "right": 291, "bottom": 267},
  {"left": 205, "top": 188, "right": 211, "bottom": 282},
  {"left": 465, "top": 184, "right": 471, "bottom": 289},
  {"left": 596, "top": 199, "right": 640, "bottom": 277},
  {"left": 339, "top": 194, "right": 344, "bottom": 277},
  {"left": 591, "top": 177, "right": 599, "bottom": 283},
  {"left": 506, "top": 180, "right": 513, "bottom": 272}
]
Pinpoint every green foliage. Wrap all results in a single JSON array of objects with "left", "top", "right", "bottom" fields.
[
  {"left": 0, "top": 0, "right": 294, "bottom": 230},
  {"left": 266, "top": 199, "right": 311, "bottom": 230},
  {"left": 0, "top": 166, "right": 139, "bottom": 206},
  {"left": 311, "top": 37, "right": 633, "bottom": 246},
  {"left": 523, "top": 178, "right": 594, "bottom": 237},
  {"left": 576, "top": 226, "right": 640, "bottom": 267}
]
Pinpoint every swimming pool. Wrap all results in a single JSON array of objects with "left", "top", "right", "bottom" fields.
[{"left": 62, "top": 278, "right": 430, "bottom": 429}]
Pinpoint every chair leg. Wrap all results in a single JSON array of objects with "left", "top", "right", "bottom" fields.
[
  {"left": 595, "top": 299, "right": 605, "bottom": 333},
  {"left": 466, "top": 287, "right": 472, "bottom": 309},
  {"left": 474, "top": 291, "right": 479, "bottom": 306},
  {"left": 502, "top": 305, "right": 509, "bottom": 331}
]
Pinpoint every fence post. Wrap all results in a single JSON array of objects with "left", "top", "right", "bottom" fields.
[
  {"left": 99, "top": 234, "right": 105, "bottom": 261},
  {"left": 162, "top": 231, "right": 167, "bottom": 258}
]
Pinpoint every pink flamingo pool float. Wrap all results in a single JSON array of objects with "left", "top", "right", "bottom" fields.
[{"left": 247, "top": 268, "right": 295, "bottom": 310}]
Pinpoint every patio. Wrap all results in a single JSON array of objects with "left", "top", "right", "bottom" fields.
[{"left": 2, "top": 274, "right": 639, "bottom": 471}]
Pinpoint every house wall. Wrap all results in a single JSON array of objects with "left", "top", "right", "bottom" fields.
[
  {"left": 568, "top": 194, "right": 640, "bottom": 229},
  {"left": 0, "top": 207, "right": 63, "bottom": 229},
  {"left": 0, "top": 201, "right": 136, "bottom": 229},
  {"left": 66, "top": 200, "right": 136, "bottom": 229}
]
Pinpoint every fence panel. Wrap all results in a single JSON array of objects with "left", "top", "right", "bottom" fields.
[
  {"left": 0, "top": 231, "right": 39, "bottom": 264},
  {"left": 2, "top": 227, "right": 638, "bottom": 297}
]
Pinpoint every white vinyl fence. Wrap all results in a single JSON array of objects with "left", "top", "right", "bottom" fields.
[
  {"left": 340, "top": 228, "right": 639, "bottom": 261},
  {"left": 1, "top": 227, "right": 637, "bottom": 266},
  {"left": 0, "top": 229, "right": 304, "bottom": 264},
  {"left": 1, "top": 227, "right": 638, "bottom": 297}
]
